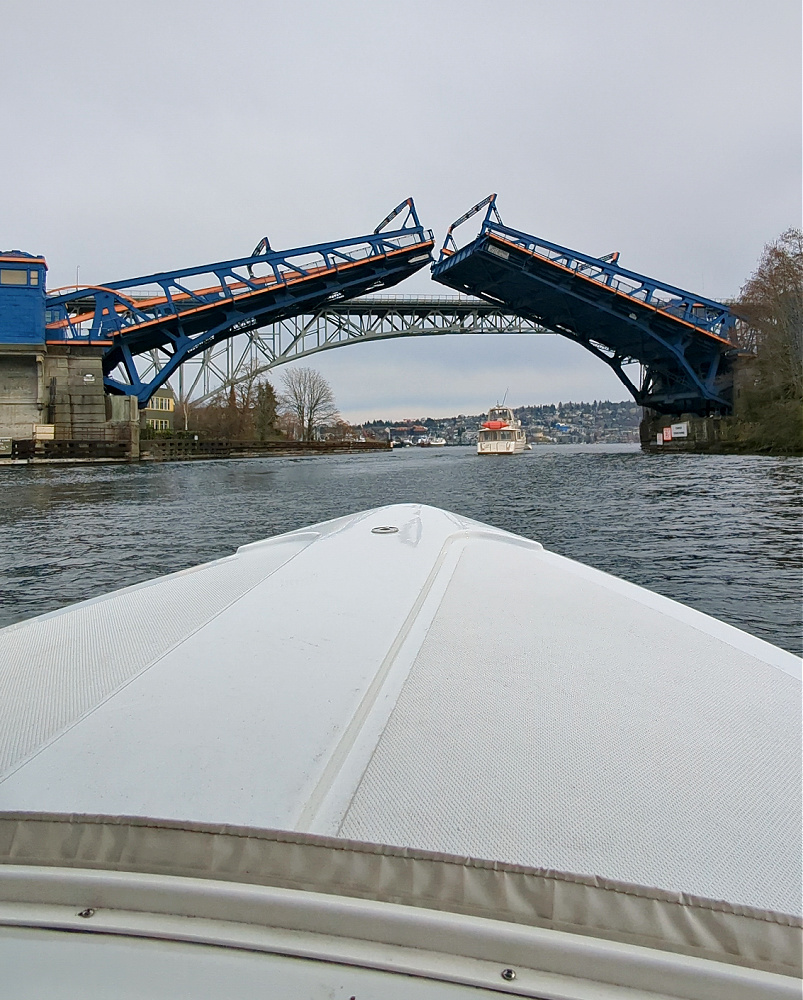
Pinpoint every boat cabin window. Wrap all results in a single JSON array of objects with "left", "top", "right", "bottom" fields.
[
  {"left": 489, "top": 408, "right": 511, "bottom": 422},
  {"left": 501, "top": 431, "right": 512, "bottom": 440}
]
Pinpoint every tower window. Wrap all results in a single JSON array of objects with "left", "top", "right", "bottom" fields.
[{"left": 0, "top": 269, "right": 27, "bottom": 285}]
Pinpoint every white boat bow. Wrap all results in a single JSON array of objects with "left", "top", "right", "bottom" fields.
[{"left": 1, "top": 504, "right": 800, "bottom": 998}]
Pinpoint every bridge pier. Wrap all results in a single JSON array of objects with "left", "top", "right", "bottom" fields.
[
  {"left": 640, "top": 412, "right": 727, "bottom": 452},
  {"left": 639, "top": 410, "right": 764, "bottom": 454},
  {"left": 0, "top": 252, "right": 139, "bottom": 461},
  {"left": 639, "top": 358, "right": 772, "bottom": 453},
  {"left": 0, "top": 344, "right": 140, "bottom": 461},
  {"left": 0, "top": 346, "right": 45, "bottom": 443}
]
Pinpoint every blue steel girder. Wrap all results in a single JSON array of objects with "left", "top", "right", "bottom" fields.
[
  {"left": 45, "top": 199, "right": 433, "bottom": 405},
  {"left": 431, "top": 196, "right": 738, "bottom": 415},
  {"left": 552, "top": 285, "right": 725, "bottom": 407}
]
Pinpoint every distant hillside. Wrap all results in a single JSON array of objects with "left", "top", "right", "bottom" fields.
[{"left": 363, "top": 400, "right": 641, "bottom": 444}]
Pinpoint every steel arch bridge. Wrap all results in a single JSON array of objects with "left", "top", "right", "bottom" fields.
[{"left": 137, "top": 295, "right": 552, "bottom": 404}]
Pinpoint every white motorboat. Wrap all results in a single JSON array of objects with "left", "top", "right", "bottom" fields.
[
  {"left": 418, "top": 436, "right": 447, "bottom": 447},
  {"left": 478, "top": 405, "right": 528, "bottom": 454},
  {"left": 0, "top": 504, "right": 800, "bottom": 998}
]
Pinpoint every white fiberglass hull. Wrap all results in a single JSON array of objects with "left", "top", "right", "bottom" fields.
[
  {"left": 477, "top": 438, "right": 527, "bottom": 454},
  {"left": 1, "top": 504, "right": 800, "bottom": 998}
]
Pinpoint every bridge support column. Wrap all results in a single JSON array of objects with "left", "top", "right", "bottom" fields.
[
  {"left": 44, "top": 344, "right": 107, "bottom": 440},
  {"left": 0, "top": 346, "right": 46, "bottom": 448},
  {"left": 640, "top": 411, "right": 736, "bottom": 453},
  {"left": 0, "top": 344, "right": 140, "bottom": 460}
]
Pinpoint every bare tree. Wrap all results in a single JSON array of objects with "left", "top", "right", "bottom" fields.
[
  {"left": 738, "top": 229, "right": 803, "bottom": 395},
  {"left": 278, "top": 367, "right": 339, "bottom": 441},
  {"left": 733, "top": 228, "right": 803, "bottom": 452}
]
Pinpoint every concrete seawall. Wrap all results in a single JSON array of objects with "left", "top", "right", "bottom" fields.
[
  {"left": 138, "top": 439, "right": 390, "bottom": 461},
  {"left": 639, "top": 413, "right": 775, "bottom": 454},
  {"left": 1, "top": 437, "right": 391, "bottom": 465}
]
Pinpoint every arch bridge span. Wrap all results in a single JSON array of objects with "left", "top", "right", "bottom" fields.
[{"left": 141, "top": 295, "right": 553, "bottom": 405}]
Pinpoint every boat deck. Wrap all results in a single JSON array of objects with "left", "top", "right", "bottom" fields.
[{"left": 1, "top": 504, "right": 800, "bottom": 996}]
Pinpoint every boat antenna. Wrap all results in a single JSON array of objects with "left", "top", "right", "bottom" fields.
[{"left": 501, "top": 388, "right": 508, "bottom": 406}]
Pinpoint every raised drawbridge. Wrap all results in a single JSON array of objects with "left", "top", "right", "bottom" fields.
[
  {"left": 431, "top": 195, "right": 739, "bottom": 415},
  {"left": 39, "top": 195, "right": 741, "bottom": 416},
  {"left": 44, "top": 200, "right": 434, "bottom": 405}
]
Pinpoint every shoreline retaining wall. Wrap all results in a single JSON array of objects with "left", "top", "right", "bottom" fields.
[
  {"left": 2, "top": 437, "right": 391, "bottom": 465},
  {"left": 639, "top": 412, "right": 798, "bottom": 455}
]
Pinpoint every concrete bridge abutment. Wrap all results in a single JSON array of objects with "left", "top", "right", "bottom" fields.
[
  {"left": 0, "top": 251, "right": 139, "bottom": 461},
  {"left": 0, "top": 344, "right": 140, "bottom": 461}
]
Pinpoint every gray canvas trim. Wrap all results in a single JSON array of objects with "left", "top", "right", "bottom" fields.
[{"left": 0, "top": 812, "right": 799, "bottom": 977}]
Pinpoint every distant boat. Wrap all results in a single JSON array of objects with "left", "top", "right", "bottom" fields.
[
  {"left": 418, "top": 436, "right": 446, "bottom": 447},
  {"left": 477, "top": 405, "right": 528, "bottom": 454}
]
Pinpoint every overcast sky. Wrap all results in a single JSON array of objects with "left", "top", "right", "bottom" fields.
[{"left": 2, "top": 1, "right": 800, "bottom": 421}]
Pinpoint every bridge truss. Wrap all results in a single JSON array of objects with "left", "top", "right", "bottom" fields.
[
  {"left": 44, "top": 200, "right": 434, "bottom": 405},
  {"left": 41, "top": 193, "right": 728, "bottom": 415},
  {"left": 432, "top": 195, "right": 739, "bottom": 415},
  {"left": 135, "top": 295, "right": 552, "bottom": 405}
]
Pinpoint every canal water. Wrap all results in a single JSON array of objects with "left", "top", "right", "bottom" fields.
[{"left": 1, "top": 445, "right": 801, "bottom": 656}]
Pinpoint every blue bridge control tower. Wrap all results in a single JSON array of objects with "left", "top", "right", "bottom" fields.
[
  {"left": 0, "top": 251, "right": 47, "bottom": 345},
  {"left": 0, "top": 251, "right": 54, "bottom": 446}
]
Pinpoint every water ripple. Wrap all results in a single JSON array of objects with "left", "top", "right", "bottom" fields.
[{"left": 0, "top": 445, "right": 800, "bottom": 656}]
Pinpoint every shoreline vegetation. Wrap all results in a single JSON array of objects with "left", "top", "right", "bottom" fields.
[{"left": 726, "top": 228, "right": 803, "bottom": 456}]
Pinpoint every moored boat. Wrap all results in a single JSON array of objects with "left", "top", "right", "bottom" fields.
[{"left": 477, "top": 405, "right": 527, "bottom": 454}]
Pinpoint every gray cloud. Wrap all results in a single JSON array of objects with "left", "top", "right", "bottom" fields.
[{"left": 2, "top": 0, "right": 799, "bottom": 418}]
